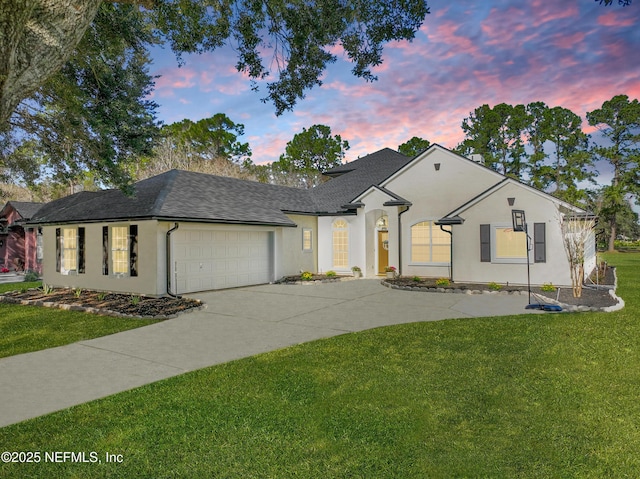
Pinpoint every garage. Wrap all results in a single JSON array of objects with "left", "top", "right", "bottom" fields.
[{"left": 173, "top": 228, "right": 273, "bottom": 294}]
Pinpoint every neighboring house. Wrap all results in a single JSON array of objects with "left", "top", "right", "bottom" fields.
[
  {"left": 29, "top": 145, "right": 595, "bottom": 296},
  {"left": 0, "top": 201, "right": 44, "bottom": 274}
]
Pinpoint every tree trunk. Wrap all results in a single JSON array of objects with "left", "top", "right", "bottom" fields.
[
  {"left": 608, "top": 220, "right": 617, "bottom": 252},
  {"left": 0, "top": 0, "right": 102, "bottom": 124}
]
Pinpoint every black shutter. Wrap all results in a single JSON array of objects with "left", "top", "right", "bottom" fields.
[
  {"left": 55, "top": 228, "right": 61, "bottom": 273},
  {"left": 102, "top": 226, "right": 109, "bottom": 275},
  {"left": 78, "top": 227, "right": 86, "bottom": 274},
  {"left": 534, "top": 223, "right": 546, "bottom": 263},
  {"left": 480, "top": 224, "right": 491, "bottom": 262},
  {"left": 129, "top": 225, "right": 138, "bottom": 277}
]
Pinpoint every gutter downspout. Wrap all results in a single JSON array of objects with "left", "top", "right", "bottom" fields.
[
  {"left": 166, "top": 222, "right": 181, "bottom": 298},
  {"left": 398, "top": 206, "right": 410, "bottom": 276},
  {"left": 439, "top": 225, "right": 453, "bottom": 282}
]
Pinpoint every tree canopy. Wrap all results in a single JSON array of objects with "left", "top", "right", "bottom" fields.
[
  {"left": 587, "top": 94, "right": 640, "bottom": 251},
  {"left": 398, "top": 136, "right": 431, "bottom": 157},
  {"left": 0, "top": 0, "right": 430, "bottom": 124},
  {"left": 2, "top": 2, "right": 160, "bottom": 193},
  {"left": 270, "top": 124, "right": 350, "bottom": 188},
  {"left": 457, "top": 101, "right": 595, "bottom": 203}
]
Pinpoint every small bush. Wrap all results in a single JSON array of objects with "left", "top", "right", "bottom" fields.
[
  {"left": 326, "top": 271, "right": 337, "bottom": 278},
  {"left": 301, "top": 271, "right": 313, "bottom": 281},
  {"left": 73, "top": 288, "right": 83, "bottom": 298},
  {"left": 541, "top": 282, "right": 556, "bottom": 292},
  {"left": 351, "top": 266, "right": 361, "bottom": 272},
  {"left": 488, "top": 282, "right": 502, "bottom": 291},
  {"left": 412, "top": 276, "right": 423, "bottom": 283},
  {"left": 435, "top": 278, "right": 450, "bottom": 286},
  {"left": 23, "top": 270, "right": 40, "bottom": 282}
]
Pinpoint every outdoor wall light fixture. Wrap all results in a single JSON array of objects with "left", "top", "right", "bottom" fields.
[
  {"left": 434, "top": 163, "right": 441, "bottom": 171},
  {"left": 507, "top": 197, "right": 516, "bottom": 206}
]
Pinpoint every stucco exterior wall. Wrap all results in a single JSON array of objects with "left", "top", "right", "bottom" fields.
[
  {"left": 451, "top": 182, "right": 574, "bottom": 286},
  {"left": 276, "top": 214, "right": 317, "bottom": 278},
  {"left": 42, "top": 221, "right": 161, "bottom": 296},
  {"left": 382, "top": 148, "right": 500, "bottom": 278}
]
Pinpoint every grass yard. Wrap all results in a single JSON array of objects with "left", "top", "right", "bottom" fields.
[
  {"left": 0, "top": 282, "right": 158, "bottom": 359},
  {"left": 1, "top": 253, "right": 639, "bottom": 478}
]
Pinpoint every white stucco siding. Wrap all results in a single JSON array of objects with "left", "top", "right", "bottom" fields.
[
  {"left": 42, "top": 220, "right": 161, "bottom": 296},
  {"left": 451, "top": 183, "right": 573, "bottom": 286},
  {"left": 382, "top": 148, "right": 501, "bottom": 277},
  {"left": 275, "top": 214, "right": 317, "bottom": 278},
  {"left": 383, "top": 149, "right": 500, "bottom": 221}
]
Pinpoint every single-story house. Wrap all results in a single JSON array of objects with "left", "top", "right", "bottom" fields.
[
  {"left": 29, "top": 144, "right": 595, "bottom": 296},
  {"left": 0, "top": 201, "right": 44, "bottom": 273}
]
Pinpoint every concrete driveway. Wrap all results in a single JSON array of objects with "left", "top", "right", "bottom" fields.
[{"left": 0, "top": 279, "right": 536, "bottom": 427}]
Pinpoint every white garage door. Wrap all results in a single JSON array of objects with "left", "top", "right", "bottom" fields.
[{"left": 173, "top": 229, "right": 273, "bottom": 293}]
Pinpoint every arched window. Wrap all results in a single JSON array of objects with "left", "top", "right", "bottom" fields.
[
  {"left": 332, "top": 219, "right": 349, "bottom": 268},
  {"left": 411, "top": 221, "right": 451, "bottom": 264}
]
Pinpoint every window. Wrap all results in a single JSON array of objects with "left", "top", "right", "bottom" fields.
[
  {"left": 56, "top": 227, "right": 85, "bottom": 274},
  {"left": 480, "top": 223, "right": 540, "bottom": 264},
  {"left": 494, "top": 227, "right": 528, "bottom": 260},
  {"left": 302, "top": 228, "right": 313, "bottom": 252},
  {"left": 332, "top": 219, "right": 349, "bottom": 268},
  {"left": 62, "top": 227, "right": 77, "bottom": 273},
  {"left": 411, "top": 221, "right": 450, "bottom": 264},
  {"left": 108, "top": 225, "right": 138, "bottom": 277}
]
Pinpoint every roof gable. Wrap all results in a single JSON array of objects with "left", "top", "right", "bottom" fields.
[
  {"left": 311, "top": 148, "right": 411, "bottom": 212},
  {"left": 440, "top": 177, "right": 586, "bottom": 220},
  {"left": 380, "top": 143, "right": 503, "bottom": 189}
]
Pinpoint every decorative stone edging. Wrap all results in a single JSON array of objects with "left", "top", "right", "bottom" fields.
[
  {"left": 380, "top": 279, "right": 624, "bottom": 313},
  {"left": 0, "top": 293, "right": 205, "bottom": 320}
]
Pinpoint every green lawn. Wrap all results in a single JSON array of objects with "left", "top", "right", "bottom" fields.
[
  {"left": 1, "top": 253, "right": 639, "bottom": 478},
  {"left": 0, "top": 282, "right": 158, "bottom": 359}
]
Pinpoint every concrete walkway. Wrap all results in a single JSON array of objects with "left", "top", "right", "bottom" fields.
[{"left": 0, "top": 279, "right": 538, "bottom": 427}]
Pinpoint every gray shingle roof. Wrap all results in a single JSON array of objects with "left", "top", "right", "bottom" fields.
[
  {"left": 31, "top": 170, "right": 319, "bottom": 226},
  {"left": 30, "top": 148, "right": 413, "bottom": 225},
  {"left": 1, "top": 201, "right": 44, "bottom": 222},
  {"left": 311, "top": 148, "right": 411, "bottom": 213}
]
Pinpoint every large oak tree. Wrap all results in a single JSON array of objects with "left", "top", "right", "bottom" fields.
[{"left": 1, "top": 0, "right": 430, "bottom": 124}]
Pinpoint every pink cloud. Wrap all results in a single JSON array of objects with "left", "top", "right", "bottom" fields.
[
  {"left": 551, "top": 31, "right": 586, "bottom": 49},
  {"left": 598, "top": 11, "right": 635, "bottom": 27},
  {"left": 531, "top": 0, "right": 579, "bottom": 27}
]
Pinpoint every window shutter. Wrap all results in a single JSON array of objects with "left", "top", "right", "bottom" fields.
[
  {"left": 129, "top": 225, "right": 138, "bottom": 277},
  {"left": 55, "top": 228, "right": 61, "bottom": 273},
  {"left": 102, "top": 226, "right": 109, "bottom": 275},
  {"left": 78, "top": 227, "right": 86, "bottom": 274},
  {"left": 534, "top": 223, "right": 546, "bottom": 263},
  {"left": 480, "top": 224, "right": 491, "bottom": 262}
]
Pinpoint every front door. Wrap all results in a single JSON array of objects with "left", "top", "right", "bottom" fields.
[{"left": 377, "top": 230, "right": 389, "bottom": 275}]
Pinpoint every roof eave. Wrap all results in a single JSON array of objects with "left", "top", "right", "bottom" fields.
[{"left": 435, "top": 216, "right": 465, "bottom": 226}]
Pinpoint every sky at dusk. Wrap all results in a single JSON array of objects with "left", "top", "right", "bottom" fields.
[{"left": 147, "top": 0, "right": 640, "bottom": 172}]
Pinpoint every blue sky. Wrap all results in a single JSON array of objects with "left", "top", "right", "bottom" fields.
[{"left": 147, "top": 0, "right": 640, "bottom": 175}]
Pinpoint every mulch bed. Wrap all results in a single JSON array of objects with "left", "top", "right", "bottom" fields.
[
  {"left": 385, "top": 266, "right": 619, "bottom": 310},
  {"left": 275, "top": 273, "right": 345, "bottom": 284},
  {"left": 0, "top": 288, "right": 203, "bottom": 319}
]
